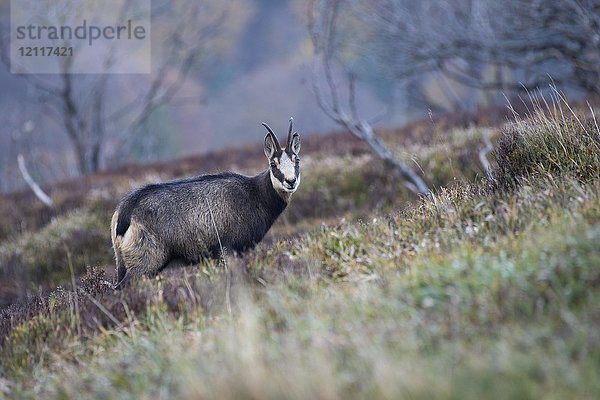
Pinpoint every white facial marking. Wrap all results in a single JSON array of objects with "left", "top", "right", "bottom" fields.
[
  {"left": 270, "top": 151, "right": 300, "bottom": 201},
  {"left": 270, "top": 172, "right": 286, "bottom": 196},
  {"left": 279, "top": 152, "right": 295, "bottom": 182}
]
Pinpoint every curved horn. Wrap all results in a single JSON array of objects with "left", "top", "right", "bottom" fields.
[
  {"left": 287, "top": 117, "right": 294, "bottom": 146},
  {"left": 262, "top": 122, "right": 281, "bottom": 149}
]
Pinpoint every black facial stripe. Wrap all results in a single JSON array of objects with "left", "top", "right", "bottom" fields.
[
  {"left": 285, "top": 149, "right": 296, "bottom": 158},
  {"left": 271, "top": 167, "right": 284, "bottom": 182}
]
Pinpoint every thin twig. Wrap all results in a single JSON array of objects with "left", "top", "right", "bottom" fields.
[
  {"left": 550, "top": 84, "right": 588, "bottom": 134},
  {"left": 64, "top": 245, "right": 81, "bottom": 337},
  {"left": 81, "top": 290, "right": 124, "bottom": 329},
  {"left": 586, "top": 101, "right": 600, "bottom": 137},
  {"left": 203, "top": 194, "right": 232, "bottom": 316}
]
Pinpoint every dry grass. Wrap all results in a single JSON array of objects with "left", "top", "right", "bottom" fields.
[{"left": 0, "top": 100, "right": 599, "bottom": 399}]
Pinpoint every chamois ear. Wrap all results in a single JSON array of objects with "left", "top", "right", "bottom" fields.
[
  {"left": 262, "top": 122, "right": 281, "bottom": 159},
  {"left": 264, "top": 133, "right": 277, "bottom": 159},
  {"left": 290, "top": 132, "right": 301, "bottom": 154}
]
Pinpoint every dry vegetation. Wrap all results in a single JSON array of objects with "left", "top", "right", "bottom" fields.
[{"left": 0, "top": 102, "right": 599, "bottom": 399}]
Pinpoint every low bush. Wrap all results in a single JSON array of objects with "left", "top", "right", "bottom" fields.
[{"left": 0, "top": 210, "right": 112, "bottom": 306}]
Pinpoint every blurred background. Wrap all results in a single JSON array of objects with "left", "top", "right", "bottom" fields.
[{"left": 0, "top": 0, "right": 597, "bottom": 192}]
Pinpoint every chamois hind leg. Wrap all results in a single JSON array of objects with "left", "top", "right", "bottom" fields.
[
  {"left": 111, "top": 211, "right": 129, "bottom": 289},
  {"left": 113, "top": 243, "right": 129, "bottom": 289},
  {"left": 118, "top": 221, "right": 169, "bottom": 285},
  {"left": 113, "top": 269, "right": 130, "bottom": 290}
]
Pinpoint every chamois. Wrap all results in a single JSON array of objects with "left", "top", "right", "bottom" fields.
[{"left": 110, "top": 118, "right": 301, "bottom": 288}]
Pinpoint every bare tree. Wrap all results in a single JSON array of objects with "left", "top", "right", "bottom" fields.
[
  {"left": 308, "top": 0, "right": 431, "bottom": 195},
  {"left": 1, "top": 0, "right": 236, "bottom": 176},
  {"left": 445, "top": 0, "right": 600, "bottom": 94},
  {"left": 308, "top": 0, "right": 600, "bottom": 194},
  {"left": 347, "top": 0, "right": 600, "bottom": 95}
]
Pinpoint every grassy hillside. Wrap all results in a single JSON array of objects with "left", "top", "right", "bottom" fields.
[
  {"left": 1, "top": 104, "right": 599, "bottom": 399},
  {"left": 0, "top": 109, "right": 498, "bottom": 307}
]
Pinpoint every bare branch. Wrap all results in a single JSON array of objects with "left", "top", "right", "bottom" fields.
[
  {"left": 348, "top": 72, "right": 359, "bottom": 121},
  {"left": 478, "top": 130, "right": 494, "bottom": 181},
  {"left": 308, "top": 0, "right": 430, "bottom": 196},
  {"left": 8, "top": 0, "right": 231, "bottom": 176},
  {"left": 310, "top": 60, "right": 343, "bottom": 123},
  {"left": 17, "top": 154, "right": 54, "bottom": 207},
  {"left": 116, "top": 10, "right": 226, "bottom": 157}
]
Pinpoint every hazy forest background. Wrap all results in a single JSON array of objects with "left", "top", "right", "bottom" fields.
[{"left": 0, "top": 0, "right": 595, "bottom": 192}]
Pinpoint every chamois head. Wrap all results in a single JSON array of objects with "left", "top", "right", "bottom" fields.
[{"left": 262, "top": 117, "right": 301, "bottom": 200}]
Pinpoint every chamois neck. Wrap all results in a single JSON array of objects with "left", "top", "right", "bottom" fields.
[{"left": 255, "top": 170, "right": 288, "bottom": 211}]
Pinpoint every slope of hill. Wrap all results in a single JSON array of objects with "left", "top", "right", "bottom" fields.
[
  {"left": 1, "top": 103, "right": 599, "bottom": 398},
  {"left": 0, "top": 107, "right": 512, "bottom": 307}
]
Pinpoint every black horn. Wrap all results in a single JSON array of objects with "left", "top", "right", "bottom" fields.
[
  {"left": 262, "top": 122, "right": 281, "bottom": 150},
  {"left": 287, "top": 117, "right": 294, "bottom": 147}
]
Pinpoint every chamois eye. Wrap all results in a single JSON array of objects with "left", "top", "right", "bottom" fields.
[
  {"left": 295, "top": 157, "right": 300, "bottom": 164},
  {"left": 270, "top": 161, "right": 276, "bottom": 168}
]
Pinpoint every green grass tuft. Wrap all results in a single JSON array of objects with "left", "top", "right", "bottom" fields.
[{"left": 493, "top": 111, "right": 600, "bottom": 191}]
